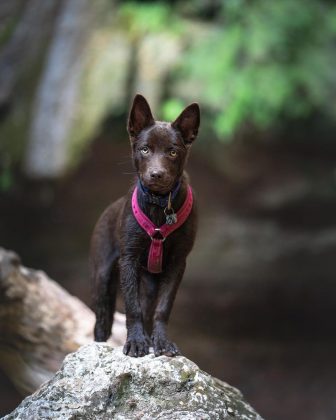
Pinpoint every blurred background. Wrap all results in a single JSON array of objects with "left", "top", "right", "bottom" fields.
[{"left": 1, "top": 0, "right": 336, "bottom": 418}]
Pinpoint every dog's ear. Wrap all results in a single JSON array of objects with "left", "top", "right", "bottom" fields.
[
  {"left": 128, "top": 94, "right": 155, "bottom": 140},
  {"left": 171, "top": 103, "right": 200, "bottom": 145}
]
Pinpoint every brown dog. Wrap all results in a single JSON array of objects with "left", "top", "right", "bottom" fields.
[{"left": 90, "top": 94, "right": 200, "bottom": 357}]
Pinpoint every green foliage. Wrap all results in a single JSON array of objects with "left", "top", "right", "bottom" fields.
[
  {"left": 161, "top": 98, "right": 185, "bottom": 121},
  {"left": 0, "top": 156, "right": 13, "bottom": 192},
  {"left": 122, "top": 0, "right": 336, "bottom": 140},
  {"left": 179, "top": 0, "right": 336, "bottom": 138},
  {"left": 0, "top": 168, "right": 13, "bottom": 191},
  {"left": 118, "top": 2, "right": 181, "bottom": 37},
  {"left": 0, "top": 16, "right": 18, "bottom": 46}
]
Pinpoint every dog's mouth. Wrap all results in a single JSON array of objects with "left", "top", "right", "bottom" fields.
[
  {"left": 145, "top": 183, "right": 172, "bottom": 195},
  {"left": 141, "top": 177, "right": 174, "bottom": 195}
]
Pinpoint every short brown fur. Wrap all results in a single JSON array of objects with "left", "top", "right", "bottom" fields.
[{"left": 90, "top": 94, "right": 200, "bottom": 357}]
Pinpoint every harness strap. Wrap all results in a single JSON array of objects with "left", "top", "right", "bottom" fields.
[{"left": 131, "top": 185, "right": 193, "bottom": 273}]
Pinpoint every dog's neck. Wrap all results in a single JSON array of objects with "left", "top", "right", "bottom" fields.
[
  {"left": 137, "top": 179, "right": 181, "bottom": 208},
  {"left": 136, "top": 175, "right": 188, "bottom": 226}
]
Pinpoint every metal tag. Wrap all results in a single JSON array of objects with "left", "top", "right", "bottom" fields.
[{"left": 165, "top": 212, "right": 177, "bottom": 225}]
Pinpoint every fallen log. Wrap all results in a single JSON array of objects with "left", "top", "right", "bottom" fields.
[{"left": 0, "top": 247, "right": 126, "bottom": 395}]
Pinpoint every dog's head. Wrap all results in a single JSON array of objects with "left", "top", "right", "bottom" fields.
[{"left": 127, "top": 94, "right": 200, "bottom": 195}]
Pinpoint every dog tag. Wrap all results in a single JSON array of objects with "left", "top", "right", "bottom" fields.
[
  {"left": 165, "top": 211, "right": 177, "bottom": 225},
  {"left": 164, "top": 195, "right": 177, "bottom": 225}
]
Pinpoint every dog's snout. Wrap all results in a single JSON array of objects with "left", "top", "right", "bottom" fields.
[{"left": 150, "top": 170, "right": 164, "bottom": 180}]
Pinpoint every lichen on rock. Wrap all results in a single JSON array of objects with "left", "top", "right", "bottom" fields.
[{"left": 4, "top": 343, "right": 263, "bottom": 420}]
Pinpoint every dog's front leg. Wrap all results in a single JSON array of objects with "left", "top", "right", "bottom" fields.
[
  {"left": 119, "top": 256, "right": 149, "bottom": 357},
  {"left": 152, "top": 260, "right": 186, "bottom": 357}
]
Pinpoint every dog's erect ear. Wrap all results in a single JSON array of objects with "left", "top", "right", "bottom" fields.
[
  {"left": 171, "top": 103, "right": 200, "bottom": 145},
  {"left": 128, "top": 94, "right": 155, "bottom": 139}
]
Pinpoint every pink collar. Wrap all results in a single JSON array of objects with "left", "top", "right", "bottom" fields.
[{"left": 132, "top": 185, "right": 193, "bottom": 273}]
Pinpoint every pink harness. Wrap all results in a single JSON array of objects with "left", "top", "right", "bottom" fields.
[{"left": 132, "top": 185, "right": 193, "bottom": 274}]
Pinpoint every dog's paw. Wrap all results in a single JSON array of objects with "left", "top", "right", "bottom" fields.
[
  {"left": 123, "top": 336, "right": 149, "bottom": 357},
  {"left": 152, "top": 336, "right": 180, "bottom": 357}
]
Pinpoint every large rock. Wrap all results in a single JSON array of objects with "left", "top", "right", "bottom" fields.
[{"left": 5, "top": 343, "right": 263, "bottom": 420}]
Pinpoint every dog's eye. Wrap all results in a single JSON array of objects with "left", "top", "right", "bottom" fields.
[
  {"left": 169, "top": 150, "right": 177, "bottom": 157},
  {"left": 140, "top": 146, "right": 150, "bottom": 155}
]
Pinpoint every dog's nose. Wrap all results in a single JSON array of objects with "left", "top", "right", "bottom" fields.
[{"left": 150, "top": 170, "right": 164, "bottom": 180}]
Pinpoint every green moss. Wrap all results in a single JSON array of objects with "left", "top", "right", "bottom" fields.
[
  {"left": 118, "top": 2, "right": 182, "bottom": 38},
  {"left": 113, "top": 372, "right": 132, "bottom": 405},
  {"left": 177, "top": 368, "right": 196, "bottom": 392},
  {"left": 0, "top": 165, "right": 13, "bottom": 191},
  {"left": 0, "top": 12, "right": 22, "bottom": 47}
]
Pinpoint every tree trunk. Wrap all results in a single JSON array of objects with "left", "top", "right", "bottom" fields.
[{"left": 23, "top": 0, "right": 96, "bottom": 177}]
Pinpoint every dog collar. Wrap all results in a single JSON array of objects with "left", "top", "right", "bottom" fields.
[
  {"left": 137, "top": 180, "right": 181, "bottom": 208},
  {"left": 132, "top": 185, "right": 193, "bottom": 274}
]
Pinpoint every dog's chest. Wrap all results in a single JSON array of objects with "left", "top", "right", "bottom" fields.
[{"left": 147, "top": 206, "right": 166, "bottom": 227}]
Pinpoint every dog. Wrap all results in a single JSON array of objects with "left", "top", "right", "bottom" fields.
[{"left": 90, "top": 94, "right": 200, "bottom": 357}]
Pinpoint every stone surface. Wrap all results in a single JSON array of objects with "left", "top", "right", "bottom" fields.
[{"left": 5, "top": 343, "right": 263, "bottom": 420}]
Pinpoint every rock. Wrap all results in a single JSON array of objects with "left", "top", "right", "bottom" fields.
[{"left": 4, "top": 343, "right": 263, "bottom": 420}]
